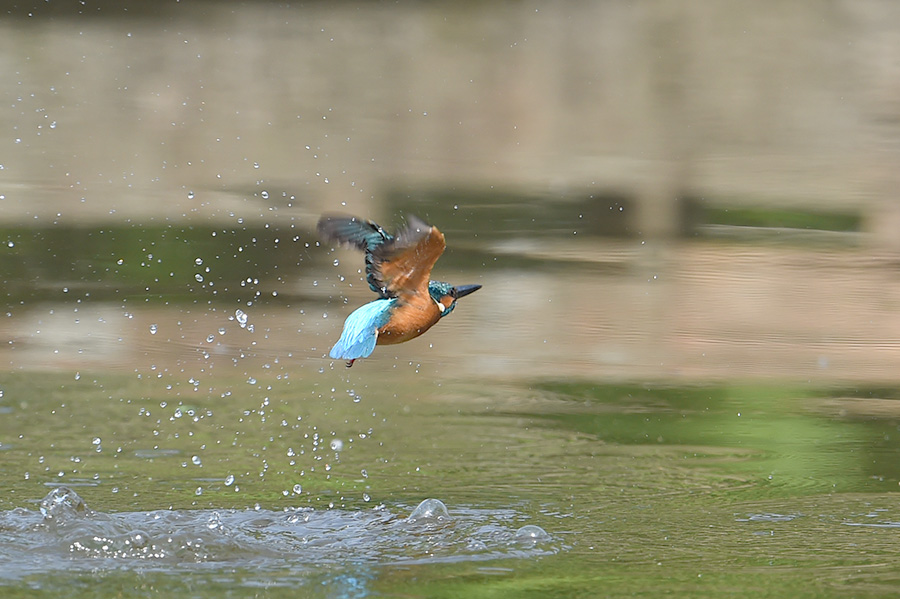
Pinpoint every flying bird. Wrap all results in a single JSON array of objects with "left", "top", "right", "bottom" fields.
[{"left": 317, "top": 214, "right": 481, "bottom": 366}]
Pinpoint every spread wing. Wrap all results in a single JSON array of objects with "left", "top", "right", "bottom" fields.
[
  {"left": 317, "top": 214, "right": 445, "bottom": 300},
  {"left": 317, "top": 215, "right": 393, "bottom": 296},
  {"left": 375, "top": 215, "right": 445, "bottom": 300}
]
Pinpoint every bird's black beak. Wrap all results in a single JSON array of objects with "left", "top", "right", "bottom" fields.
[{"left": 454, "top": 284, "right": 482, "bottom": 299}]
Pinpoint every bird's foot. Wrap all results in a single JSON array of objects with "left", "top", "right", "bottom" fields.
[{"left": 345, "top": 359, "right": 356, "bottom": 368}]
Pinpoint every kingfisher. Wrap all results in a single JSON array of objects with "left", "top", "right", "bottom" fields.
[{"left": 317, "top": 214, "right": 481, "bottom": 366}]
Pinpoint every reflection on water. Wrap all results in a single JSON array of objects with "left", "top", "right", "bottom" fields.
[{"left": 5, "top": 230, "right": 900, "bottom": 382}]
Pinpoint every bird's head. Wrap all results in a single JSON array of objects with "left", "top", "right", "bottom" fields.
[{"left": 428, "top": 280, "right": 481, "bottom": 317}]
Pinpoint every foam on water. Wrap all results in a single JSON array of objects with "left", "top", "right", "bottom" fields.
[{"left": 0, "top": 487, "right": 557, "bottom": 583}]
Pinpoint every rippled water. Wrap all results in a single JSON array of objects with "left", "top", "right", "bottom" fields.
[
  {"left": 3, "top": 368, "right": 900, "bottom": 596},
  {"left": 0, "top": 487, "right": 554, "bottom": 590}
]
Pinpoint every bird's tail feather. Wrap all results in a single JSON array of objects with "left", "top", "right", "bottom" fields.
[{"left": 328, "top": 299, "right": 396, "bottom": 361}]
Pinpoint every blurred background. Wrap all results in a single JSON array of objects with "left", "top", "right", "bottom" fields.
[
  {"left": 2, "top": 0, "right": 900, "bottom": 382},
  {"left": 5, "top": 2, "right": 900, "bottom": 596}
]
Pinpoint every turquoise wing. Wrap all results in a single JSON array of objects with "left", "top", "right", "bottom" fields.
[
  {"left": 329, "top": 299, "right": 396, "bottom": 360},
  {"left": 317, "top": 215, "right": 393, "bottom": 297}
]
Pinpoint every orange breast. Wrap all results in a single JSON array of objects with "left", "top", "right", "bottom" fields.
[{"left": 376, "top": 294, "right": 442, "bottom": 345}]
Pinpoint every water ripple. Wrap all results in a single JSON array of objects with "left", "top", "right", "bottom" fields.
[{"left": 0, "top": 488, "right": 560, "bottom": 583}]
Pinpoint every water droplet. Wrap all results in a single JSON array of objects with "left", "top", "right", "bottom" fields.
[
  {"left": 224, "top": 474, "right": 235, "bottom": 486},
  {"left": 187, "top": 190, "right": 195, "bottom": 199},
  {"left": 191, "top": 455, "right": 202, "bottom": 466},
  {"left": 194, "top": 257, "right": 203, "bottom": 266},
  {"left": 261, "top": 190, "right": 269, "bottom": 199},
  {"left": 332, "top": 259, "right": 340, "bottom": 267},
  {"left": 330, "top": 439, "right": 343, "bottom": 451},
  {"left": 195, "top": 486, "right": 203, "bottom": 496},
  {"left": 235, "top": 309, "right": 248, "bottom": 326},
  {"left": 206, "top": 334, "right": 215, "bottom": 343},
  {"left": 92, "top": 437, "right": 101, "bottom": 445},
  {"left": 149, "top": 324, "right": 158, "bottom": 335},
  {"left": 195, "top": 273, "right": 204, "bottom": 282},
  {"left": 207, "top": 512, "right": 222, "bottom": 530}
]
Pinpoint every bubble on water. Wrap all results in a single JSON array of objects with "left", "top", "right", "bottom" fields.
[
  {"left": 261, "top": 190, "right": 269, "bottom": 199},
  {"left": 292, "top": 484, "right": 302, "bottom": 495},
  {"left": 149, "top": 324, "right": 158, "bottom": 335},
  {"left": 330, "top": 439, "right": 343, "bottom": 451},
  {"left": 195, "top": 486, "right": 203, "bottom": 496},
  {"left": 191, "top": 455, "right": 202, "bottom": 466},
  {"left": 194, "top": 257, "right": 203, "bottom": 266},
  {"left": 195, "top": 273, "right": 204, "bottom": 282},
  {"left": 332, "top": 259, "right": 340, "bottom": 267},
  {"left": 206, "top": 334, "right": 215, "bottom": 343},
  {"left": 187, "top": 190, "right": 195, "bottom": 199},
  {"left": 514, "top": 524, "right": 550, "bottom": 542},
  {"left": 224, "top": 474, "right": 235, "bottom": 486},
  {"left": 408, "top": 498, "right": 449, "bottom": 522}
]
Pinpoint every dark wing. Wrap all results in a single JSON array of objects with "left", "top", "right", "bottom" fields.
[
  {"left": 317, "top": 214, "right": 445, "bottom": 300},
  {"left": 317, "top": 215, "right": 394, "bottom": 296},
  {"left": 373, "top": 215, "right": 446, "bottom": 301}
]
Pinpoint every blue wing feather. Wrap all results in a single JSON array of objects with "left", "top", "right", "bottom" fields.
[
  {"left": 317, "top": 216, "right": 394, "bottom": 296},
  {"left": 329, "top": 299, "right": 396, "bottom": 360}
]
